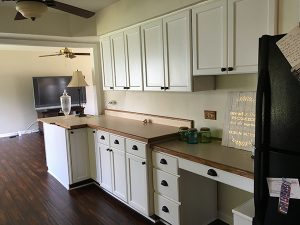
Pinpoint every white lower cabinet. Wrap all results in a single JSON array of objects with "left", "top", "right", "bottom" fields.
[
  {"left": 43, "top": 123, "right": 90, "bottom": 189},
  {"left": 99, "top": 143, "right": 113, "bottom": 192},
  {"left": 126, "top": 153, "right": 149, "bottom": 215},
  {"left": 96, "top": 131, "right": 150, "bottom": 216},
  {"left": 232, "top": 199, "right": 254, "bottom": 225},
  {"left": 111, "top": 148, "right": 127, "bottom": 202}
]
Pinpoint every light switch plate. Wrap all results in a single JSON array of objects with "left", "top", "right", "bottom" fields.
[{"left": 204, "top": 110, "right": 217, "bottom": 120}]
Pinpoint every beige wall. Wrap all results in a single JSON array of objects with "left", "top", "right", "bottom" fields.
[
  {"left": 96, "top": 0, "right": 299, "bottom": 223},
  {"left": 0, "top": 49, "right": 95, "bottom": 136},
  {"left": 0, "top": 6, "right": 97, "bottom": 37}
]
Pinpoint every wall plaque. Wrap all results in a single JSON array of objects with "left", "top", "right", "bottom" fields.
[{"left": 222, "top": 91, "right": 256, "bottom": 151}]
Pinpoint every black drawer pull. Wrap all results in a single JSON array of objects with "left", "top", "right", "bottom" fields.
[
  {"left": 100, "top": 135, "right": 105, "bottom": 140},
  {"left": 70, "top": 131, "right": 74, "bottom": 134},
  {"left": 164, "top": 87, "right": 169, "bottom": 90},
  {"left": 142, "top": 161, "right": 146, "bottom": 165},
  {"left": 160, "top": 87, "right": 165, "bottom": 90},
  {"left": 228, "top": 67, "right": 234, "bottom": 71},
  {"left": 162, "top": 206, "right": 169, "bottom": 213},
  {"left": 160, "top": 158, "right": 167, "bottom": 165},
  {"left": 161, "top": 180, "right": 168, "bottom": 187},
  {"left": 93, "top": 131, "right": 95, "bottom": 133},
  {"left": 207, "top": 169, "right": 218, "bottom": 177},
  {"left": 110, "top": 87, "right": 114, "bottom": 90},
  {"left": 132, "top": 145, "right": 138, "bottom": 150},
  {"left": 221, "top": 67, "right": 227, "bottom": 72},
  {"left": 114, "top": 140, "right": 119, "bottom": 144}
]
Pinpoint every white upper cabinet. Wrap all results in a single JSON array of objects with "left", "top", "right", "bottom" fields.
[
  {"left": 163, "top": 10, "right": 192, "bottom": 92},
  {"left": 111, "top": 32, "right": 127, "bottom": 90},
  {"left": 100, "top": 36, "right": 114, "bottom": 90},
  {"left": 227, "top": 0, "right": 277, "bottom": 74},
  {"left": 192, "top": 0, "right": 277, "bottom": 75},
  {"left": 192, "top": 0, "right": 228, "bottom": 75},
  {"left": 141, "top": 19, "right": 166, "bottom": 91},
  {"left": 124, "top": 27, "right": 143, "bottom": 91}
]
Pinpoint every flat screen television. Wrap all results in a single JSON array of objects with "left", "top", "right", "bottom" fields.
[{"left": 33, "top": 76, "right": 86, "bottom": 110}]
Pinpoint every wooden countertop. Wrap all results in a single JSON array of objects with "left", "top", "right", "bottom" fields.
[
  {"left": 152, "top": 139, "right": 254, "bottom": 179},
  {"left": 39, "top": 115, "right": 179, "bottom": 143}
]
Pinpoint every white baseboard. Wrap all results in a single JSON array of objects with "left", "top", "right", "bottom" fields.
[
  {"left": 0, "top": 129, "right": 39, "bottom": 138},
  {"left": 218, "top": 210, "right": 233, "bottom": 225}
]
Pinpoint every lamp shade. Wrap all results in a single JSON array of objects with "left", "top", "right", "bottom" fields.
[
  {"left": 67, "top": 70, "right": 88, "bottom": 88},
  {"left": 16, "top": 1, "right": 48, "bottom": 20}
]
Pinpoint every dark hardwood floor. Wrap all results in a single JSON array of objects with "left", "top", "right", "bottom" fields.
[{"left": 0, "top": 133, "right": 159, "bottom": 225}]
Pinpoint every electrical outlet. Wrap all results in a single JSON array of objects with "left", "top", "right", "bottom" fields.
[{"left": 204, "top": 110, "right": 217, "bottom": 120}]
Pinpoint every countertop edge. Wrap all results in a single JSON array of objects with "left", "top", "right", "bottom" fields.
[{"left": 152, "top": 145, "right": 254, "bottom": 180}]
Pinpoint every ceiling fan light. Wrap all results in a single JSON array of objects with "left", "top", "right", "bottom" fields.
[{"left": 16, "top": 1, "right": 48, "bottom": 20}]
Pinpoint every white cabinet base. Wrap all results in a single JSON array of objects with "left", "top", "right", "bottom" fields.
[{"left": 232, "top": 199, "right": 254, "bottom": 225}]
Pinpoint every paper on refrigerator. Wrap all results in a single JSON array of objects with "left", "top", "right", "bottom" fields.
[
  {"left": 276, "top": 26, "right": 300, "bottom": 81},
  {"left": 267, "top": 178, "right": 300, "bottom": 199}
]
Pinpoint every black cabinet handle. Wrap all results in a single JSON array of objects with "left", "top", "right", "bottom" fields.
[
  {"left": 70, "top": 131, "right": 74, "bottom": 134},
  {"left": 110, "top": 87, "right": 114, "bottom": 90},
  {"left": 161, "top": 180, "right": 168, "bottom": 187},
  {"left": 161, "top": 87, "right": 165, "bottom": 90},
  {"left": 127, "top": 87, "right": 130, "bottom": 90},
  {"left": 106, "top": 148, "right": 110, "bottom": 151},
  {"left": 123, "top": 87, "right": 127, "bottom": 90},
  {"left": 132, "top": 145, "right": 138, "bottom": 151},
  {"left": 142, "top": 161, "right": 146, "bottom": 165},
  {"left": 228, "top": 67, "right": 234, "bottom": 71},
  {"left": 164, "top": 87, "right": 169, "bottom": 90},
  {"left": 93, "top": 131, "right": 95, "bottom": 133},
  {"left": 160, "top": 158, "right": 167, "bottom": 165},
  {"left": 114, "top": 140, "right": 119, "bottom": 144},
  {"left": 221, "top": 67, "right": 227, "bottom": 72},
  {"left": 162, "top": 206, "right": 169, "bottom": 213},
  {"left": 110, "top": 149, "right": 113, "bottom": 152},
  {"left": 207, "top": 169, "right": 218, "bottom": 177},
  {"left": 100, "top": 135, "right": 105, "bottom": 140}
]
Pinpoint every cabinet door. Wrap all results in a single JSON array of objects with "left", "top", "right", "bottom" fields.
[
  {"left": 68, "top": 128, "right": 90, "bottom": 184},
  {"left": 163, "top": 10, "right": 192, "bottom": 92},
  {"left": 87, "top": 128, "right": 98, "bottom": 182},
  {"left": 111, "top": 32, "right": 127, "bottom": 90},
  {"left": 126, "top": 154, "right": 149, "bottom": 215},
  {"left": 192, "top": 0, "right": 227, "bottom": 75},
  {"left": 111, "top": 148, "right": 127, "bottom": 202},
  {"left": 141, "top": 19, "right": 165, "bottom": 91},
  {"left": 228, "top": 0, "right": 277, "bottom": 74},
  {"left": 124, "top": 26, "right": 143, "bottom": 91},
  {"left": 100, "top": 36, "right": 114, "bottom": 90},
  {"left": 99, "top": 143, "right": 113, "bottom": 192}
]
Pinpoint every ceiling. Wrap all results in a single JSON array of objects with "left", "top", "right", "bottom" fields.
[{"left": 1, "top": 0, "right": 119, "bottom": 13}]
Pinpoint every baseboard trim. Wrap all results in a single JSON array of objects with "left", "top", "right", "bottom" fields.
[{"left": 0, "top": 129, "right": 39, "bottom": 138}]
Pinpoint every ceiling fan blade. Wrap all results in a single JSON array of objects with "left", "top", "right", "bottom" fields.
[
  {"left": 73, "top": 53, "right": 91, "bottom": 56},
  {"left": 39, "top": 54, "right": 62, "bottom": 57},
  {"left": 15, "top": 12, "right": 27, "bottom": 20},
  {"left": 48, "top": 1, "right": 95, "bottom": 18}
]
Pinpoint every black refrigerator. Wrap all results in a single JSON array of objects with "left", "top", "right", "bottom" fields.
[{"left": 254, "top": 34, "right": 300, "bottom": 225}]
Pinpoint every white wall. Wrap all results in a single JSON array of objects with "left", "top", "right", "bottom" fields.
[{"left": 0, "top": 49, "right": 95, "bottom": 136}]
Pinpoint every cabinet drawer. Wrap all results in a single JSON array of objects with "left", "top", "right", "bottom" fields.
[
  {"left": 179, "top": 158, "right": 254, "bottom": 193},
  {"left": 126, "top": 139, "right": 147, "bottom": 158},
  {"left": 110, "top": 134, "right": 125, "bottom": 151},
  {"left": 97, "top": 130, "right": 109, "bottom": 145},
  {"left": 154, "top": 193, "right": 180, "bottom": 225},
  {"left": 153, "top": 168, "right": 179, "bottom": 202},
  {"left": 153, "top": 151, "right": 178, "bottom": 175}
]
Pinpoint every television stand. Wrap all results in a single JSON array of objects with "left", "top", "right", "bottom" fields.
[{"left": 37, "top": 106, "right": 84, "bottom": 133}]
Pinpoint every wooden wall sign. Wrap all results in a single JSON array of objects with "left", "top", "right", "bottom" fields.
[{"left": 222, "top": 91, "right": 256, "bottom": 152}]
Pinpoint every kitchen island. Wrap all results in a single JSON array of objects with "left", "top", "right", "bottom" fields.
[{"left": 39, "top": 112, "right": 253, "bottom": 225}]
